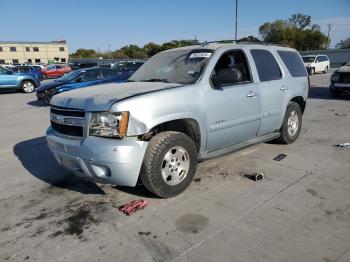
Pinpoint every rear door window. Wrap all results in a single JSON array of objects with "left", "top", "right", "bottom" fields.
[
  {"left": 250, "top": 49, "right": 282, "bottom": 82},
  {"left": 277, "top": 51, "right": 307, "bottom": 77},
  {"left": 82, "top": 70, "right": 100, "bottom": 81}
]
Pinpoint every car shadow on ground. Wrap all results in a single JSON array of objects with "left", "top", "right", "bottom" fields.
[
  {"left": 13, "top": 136, "right": 105, "bottom": 195},
  {"left": 0, "top": 90, "right": 18, "bottom": 95},
  {"left": 309, "top": 86, "right": 350, "bottom": 100},
  {"left": 27, "top": 100, "right": 49, "bottom": 107}
]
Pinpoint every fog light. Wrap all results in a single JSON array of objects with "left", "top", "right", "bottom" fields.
[{"left": 91, "top": 164, "right": 111, "bottom": 177}]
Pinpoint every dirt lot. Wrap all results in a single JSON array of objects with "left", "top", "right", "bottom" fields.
[{"left": 0, "top": 72, "right": 349, "bottom": 262}]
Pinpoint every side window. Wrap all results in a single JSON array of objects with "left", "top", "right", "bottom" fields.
[
  {"left": 251, "top": 49, "right": 282, "bottom": 82},
  {"left": 82, "top": 70, "right": 100, "bottom": 81},
  {"left": 0, "top": 68, "right": 8, "bottom": 74},
  {"left": 101, "top": 69, "right": 118, "bottom": 78},
  {"left": 277, "top": 51, "right": 307, "bottom": 77},
  {"left": 212, "top": 50, "right": 251, "bottom": 87}
]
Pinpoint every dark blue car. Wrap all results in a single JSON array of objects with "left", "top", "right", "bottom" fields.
[
  {"left": 36, "top": 64, "right": 143, "bottom": 102},
  {"left": 11, "top": 65, "right": 45, "bottom": 81}
]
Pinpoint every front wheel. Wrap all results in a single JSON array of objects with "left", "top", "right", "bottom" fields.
[
  {"left": 21, "top": 80, "right": 35, "bottom": 93},
  {"left": 309, "top": 68, "right": 315, "bottom": 75},
  {"left": 324, "top": 66, "right": 328, "bottom": 73},
  {"left": 140, "top": 131, "right": 198, "bottom": 198},
  {"left": 276, "top": 102, "right": 302, "bottom": 144}
]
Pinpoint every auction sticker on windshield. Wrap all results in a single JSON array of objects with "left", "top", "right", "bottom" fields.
[{"left": 189, "top": 52, "right": 212, "bottom": 59}]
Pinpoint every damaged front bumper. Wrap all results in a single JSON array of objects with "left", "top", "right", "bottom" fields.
[{"left": 46, "top": 127, "right": 148, "bottom": 187}]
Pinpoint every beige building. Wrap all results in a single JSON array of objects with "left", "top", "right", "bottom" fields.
[{"left": 0, "top": 40, "right": 69, "bottom": 65}]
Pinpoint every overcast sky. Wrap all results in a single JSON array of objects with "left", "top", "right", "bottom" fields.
[{"left": 1, "top": 0, "right": 349, "bottom": 52}]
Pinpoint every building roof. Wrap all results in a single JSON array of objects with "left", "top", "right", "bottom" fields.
[{"left": 0, "top": 40, "right": 67, "bottom": 45}]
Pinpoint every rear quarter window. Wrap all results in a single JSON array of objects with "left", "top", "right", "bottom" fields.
[
  {"left": 250, "top": 49, "right": 282, "bottom": 82},
  {"left": 277, "top": 51, "right": 307, "bottom": 77}
]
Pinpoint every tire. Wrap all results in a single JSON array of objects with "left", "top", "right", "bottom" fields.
[
  {"left": 21, "top": 80, "right": 35, "bottom": 93},
  {"left": 140, "top": 131, "right": 198, "bottom": 198},
  {"left": 276, "top": 102, "right": 302, "bottom": 144},
  {"left": 323, "top": 66, "right": 328, "bottom": 73},
  {"left": 330, "top": 88, "right": 340, "bottom": 97},
  {"left": 309, "top": 68, "right": 315, "bottom": 75}
]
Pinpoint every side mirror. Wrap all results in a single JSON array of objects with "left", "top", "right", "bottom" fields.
[{"left": 211, "top": 68, "right": 242, "bottom": 88}]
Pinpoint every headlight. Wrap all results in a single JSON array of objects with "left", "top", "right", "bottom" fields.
[
  {"left": 89, "top": 111, "right": 129, "bottom": 138},
  {"left": 331, "top": 74, "right": 340, "bottom": 82}
]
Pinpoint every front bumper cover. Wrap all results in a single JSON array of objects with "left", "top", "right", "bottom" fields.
[{"left": 46, "top": 127, "right": 148, "bottom": 187}]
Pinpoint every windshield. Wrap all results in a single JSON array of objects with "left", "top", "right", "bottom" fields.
[
  {"left": 129, "top": 49, "right": 213, "bottom": 84},
  {"left": 302, "top": 56, "right": 316, "bottom": 63},
  {"left": 57, "top": 70, "right": 83, "bottom": 82}
]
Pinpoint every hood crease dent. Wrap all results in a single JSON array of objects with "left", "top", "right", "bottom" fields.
[{"left": 50, "top": 82, "right": 182, "bottom": 111}]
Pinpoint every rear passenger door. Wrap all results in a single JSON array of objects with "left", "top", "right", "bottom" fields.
[{"left": 250, "top": 49, "right": 286, "bottom": 135}]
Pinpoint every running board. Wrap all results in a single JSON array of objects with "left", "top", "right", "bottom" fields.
[{"left": 199, "top": 132, "right": 280, "bottom": 161}]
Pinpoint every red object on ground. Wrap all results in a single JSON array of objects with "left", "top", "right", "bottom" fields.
[{"left": 119, "top": 199, "right": 148, "bottom": 216}]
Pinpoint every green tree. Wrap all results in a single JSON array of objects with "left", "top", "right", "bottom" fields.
[
  {"left": 70, "top": 49, "right": 97, "bottom": 58},
  {"left": 143, "top": 42, "right": 162, "bottom": 57},
  {"left": 238, "top": 35, "right": 261, "bottom": 43},
  {"left": 335, "top": 38, "right": 350, "bottom": 49},
  {"left": 258, "top": 14, "right": 328, "bottom": 51}
]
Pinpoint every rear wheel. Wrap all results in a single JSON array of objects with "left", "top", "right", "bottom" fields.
[
  {"left": 140, "top": 131, "right": 198, "bottom": 198},
  {"left": 21, "top": 80, "right": 35, "bottom": 93},
  {"left": 276, "top": 102, "right": 302, "bottom": 144}
]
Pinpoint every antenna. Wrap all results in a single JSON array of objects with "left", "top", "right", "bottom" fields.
[{"left": 235, "top": 0, "right": 238, "bottom": 41}]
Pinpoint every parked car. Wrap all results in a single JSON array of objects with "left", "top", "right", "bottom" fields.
[
  {"left": 11, "top": 65, "right": 44, "bottom": 81},
  {"left": 68, "top": 62, "right": 98, "bottom": 70},
  {"left": 0, "top": 66, "right": 40, "bottom": 93},
  {"left": 36, "top": 67, "right": 136, "bottom": 102},
  {"left": 302, "top": 55, "right": 330, "bottom": 75},
  {"left": 330, "top": 60, "right": 350, "bottom": 96},
  {"left": 46, "top": 42, "right": 308, "bottom": 198},
  {"left": 42, "top": 64, "right": 72, "bottom": 78}
]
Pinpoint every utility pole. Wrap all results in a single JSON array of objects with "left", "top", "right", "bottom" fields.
[
  {"left": 235, "top": 0, "right": 238, "bottom": 41},
  {"left": 108, "top": 44, "right": 111, "bottom": 59},
  {"left": 327, "top": 24, "right": 331, "bottom": 49}
]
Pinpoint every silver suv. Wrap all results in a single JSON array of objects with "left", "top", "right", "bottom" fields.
[{"left": 46, "top": 42, "right": 309, "bottom": 198}]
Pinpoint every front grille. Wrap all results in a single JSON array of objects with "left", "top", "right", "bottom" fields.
[
  {"left": 50, "top": 106, "right": 85, "bottom": 137},
  {"left": 339, "top": 73, "right": 350, "bottom": 83}
]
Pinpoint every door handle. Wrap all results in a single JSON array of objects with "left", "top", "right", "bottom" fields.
[
  {"left": 247, "top": 91, "right": 257, "bottom": 98},
  {"left": 280, "top": 86, "right": 288, "bottom": 91}
]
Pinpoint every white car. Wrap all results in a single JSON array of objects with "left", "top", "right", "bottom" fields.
[{"left": 302, "top": 55, "right": 330, "bottom": 75}]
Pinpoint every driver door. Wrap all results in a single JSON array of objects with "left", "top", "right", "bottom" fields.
[{"left": 205, "top": 50, "right": 261, "bottom": 152}]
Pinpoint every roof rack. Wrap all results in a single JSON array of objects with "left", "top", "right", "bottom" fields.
[
  {"left": 199, "top": 40, "right": 289, "bottom": 48},
  {"left": 199, "top": 40, "right": 237, "bottom": 46}
]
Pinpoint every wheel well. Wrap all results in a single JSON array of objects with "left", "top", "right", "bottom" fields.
[
  {"left": 143, "top": 119, "right": 201, "bottom": 152},
  {"left": 290, "top": 96, "right": 306, "bottom": 113}
]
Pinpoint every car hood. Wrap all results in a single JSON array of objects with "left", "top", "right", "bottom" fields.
[
  {"left": 337, "top": 65, "right": 350, "bottom": 73},
  {"left": 303, "top": 63, "right": 312, "bottom": 67},
  {"left": 50, "top": 81, "right": 183, "bottom": 111},
  {"left": 36, "top": 80, "right": 65, "bottom": 91}
]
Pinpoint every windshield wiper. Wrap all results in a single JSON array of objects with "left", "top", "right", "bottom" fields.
[
  {"left": 127, "top": 79, "right": 136, "bottom": 82},
  {"left": 139, "top": 78, "right": 170, "bottom": 83}
]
